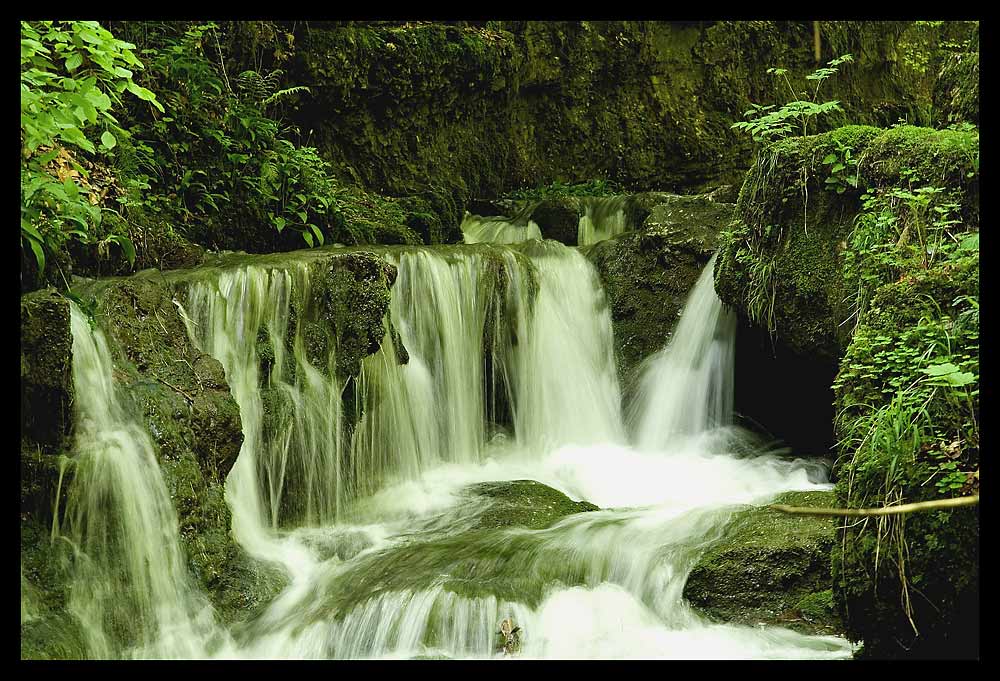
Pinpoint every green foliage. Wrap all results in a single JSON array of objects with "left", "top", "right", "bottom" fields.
[
  {"left": 121, "top": 22, "right": 354, "bottom": 249},
  {"left": 731, "top": 55, "right": 853, "bottom": 142},
  {"left": 20, "top": 21, "right": 162, "bottom": 277},
  {"left": 821, "top": 138, "right": 859, "bottom": 194}
]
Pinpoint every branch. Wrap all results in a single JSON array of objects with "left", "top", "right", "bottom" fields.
[{"left": 769, "top": 495, "right": 979, "bottom": 517}]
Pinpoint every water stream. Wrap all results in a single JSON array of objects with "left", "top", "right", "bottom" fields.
[{"left": 58, "top": 240, "right": 852, "bottom": 659}]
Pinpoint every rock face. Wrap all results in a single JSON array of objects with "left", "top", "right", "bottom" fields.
[
  {"left": 714, "top": 124, "right": 979, "bottom": 658},
  {"left": 289, "top": 21, "right": 974, "bottom": 212},
  {"left": 683, "top": 491, "right": 842, "bottom": 636},
  {"left": 21, "top": 291, "right": 75, "bottom": 518},
  {"left": 585, "top": 193, "right": 733, "bottom": 381}
]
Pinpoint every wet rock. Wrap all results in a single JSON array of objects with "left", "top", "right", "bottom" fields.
[
  {"left": 585, "top": 194, "right": 732, "bottom": 380},
  {"left": 683, "top": 490, "right": 842, "bottom": 636},
  {"left": 20, "top": 290, "right": 74, "bottom": 449},
  {"left": 530, "top": 197, "right": 580, "bottom": 245},
  {"left": 468, "top": 479, "right": 599, "bottom": 530}
]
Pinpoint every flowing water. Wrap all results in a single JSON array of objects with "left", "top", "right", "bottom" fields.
[
  {"left": 461, "top": 196, "right": 630, "bottom": 247},
  {"left": 60, "top": 306, "right": 224, "bottom": 658},
  {"left": 54, "top": 241, "right": 853, "bottom": 660}
]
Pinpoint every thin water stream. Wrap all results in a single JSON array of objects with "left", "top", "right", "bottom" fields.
[{"left": 58, "top": 239, "right": 852, "bottom": 659}]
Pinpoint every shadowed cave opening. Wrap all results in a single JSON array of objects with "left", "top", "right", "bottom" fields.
[{"left": 732, "top": 318, "right": 838, "bottom": 464}]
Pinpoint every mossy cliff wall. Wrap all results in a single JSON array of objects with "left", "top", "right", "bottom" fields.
[
  {"left": 286, "top": 21, "right": 972, "bottom": 221},
  {"left": 714, "top": 124, "right": 979, "bottom": 658}
]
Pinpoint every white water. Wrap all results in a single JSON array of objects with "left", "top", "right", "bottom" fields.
[
  {"left": 57, "top": 242, "right": 852, "bottom": 660},
  {"left": 629, "top": 252, "right": 736, "bottom": 448},
  {"left": 461, "top": 211, "right": 542, "bottom": 244},
  {"left": 461, "top": 196, "right": 630, "bottom": 246},
  {"left": 59, "top": 306, "right": 224, "bottom": 658},
  {"left": 577, "top": 196, "right": 630, "bottom": 245}
]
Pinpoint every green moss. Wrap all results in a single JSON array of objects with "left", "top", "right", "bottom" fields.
[
  {"left": 715, "top": 122, "right": 980, "bottom": 658},
  {"left": 468, "top": 480, "right": 599, "bottom": 531},
  {"left": 315, "top": 480, "right": 599, "bottom": 617},
  {"left": 683, "top": 491, "right": 841, "bottom": 636}
]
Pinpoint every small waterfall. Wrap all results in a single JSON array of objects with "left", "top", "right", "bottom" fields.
[
  {"left": 183, "top": 265, "right": 344, "bottom": 552},
  {"left": 629, "top": 253, "right": 736, "bottom": 449},
  {"left": 461, "top": 211, "right": 542, "bottom": 245},
  {"left": 59, "top": 305, "right": 220, "bottom": 659},
  {"left": 461, "top": 196, "right": 629, "bottom": 247},
  {"left": 577, "top": 196, "right": 629, "bottom": 246},
  {"left": 350, "top": 249, "right": 525, "bottom": 493},
  {"left": 510, "top": 241, "right": 625, "bottom": 449}
]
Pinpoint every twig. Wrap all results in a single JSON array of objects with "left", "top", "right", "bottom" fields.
[
  {"left": 769, "top": 495, "right": 979, "bottom": 517},
  {"left": 156, "top": 376, "right": 196, "bottom": 404}
]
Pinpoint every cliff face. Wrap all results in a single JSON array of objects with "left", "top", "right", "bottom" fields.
[{"left": 287, "top": 21, "right": 973, "bottom": 209}]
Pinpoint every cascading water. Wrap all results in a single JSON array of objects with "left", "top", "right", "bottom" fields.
[
  {"left": 461, "top": 210, "right": 542, "bottom": 245},
  {"left": 461, "top": 196, "right": 630, "bottom": 247},
  {"left": 52, "top": 240, "right": 851, "bottom": 660},
  {"left": 56, "top": 305, "right": 223, "bottom": 659},
  {"left": 628, "top": 252, "right": 736, "bottom": 449},
  {"left": 576, "top": 196, "right": 630, "bottom": 246}
]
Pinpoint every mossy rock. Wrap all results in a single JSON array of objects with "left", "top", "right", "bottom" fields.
[
  {"left": 315, "top": 480, "right": 600, "bottom": 617},
  {"left": 20, "top": 290, "right": 74, "bottom": 450},
  {"left": 467, "top": 480, "right": 599, "bottom": 530},
  {"left": 529, "top": 197, "right": 580, "bottom": 245},
  {"left": 585, "top": 193, "right": 729, "bottom": 380},
  {"left": 715, "top": 125, "right": 978, "bottom": 361},
  {"left": 683, "top": 490, "right": 842, "bottom": 636}
]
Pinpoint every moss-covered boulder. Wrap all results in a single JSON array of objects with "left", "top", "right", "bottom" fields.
[
  {"left": 586, "top": 193, "right": 731, "bottom": 379},
  {"left": 304, "top": 251, "right": 396, "bottom": 382},
  {"left": 714, "top": 122, "right": 979, "bottom": 658},
  {"left": 683, "top": 490, "right": 841, "bottom": 636},
  {"left": 316, "top": 480, "right": 600, "bottom": 617}
]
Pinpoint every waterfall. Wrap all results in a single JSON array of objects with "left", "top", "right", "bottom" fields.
[
  {"left": 577, "top": 196, "right": 630, "bottom": 246},
  {"left": 461, "top": 196, "right": 630, "bottom": 247},
  {"left": 58, "top": 305, "right": 221, "bottom": 659},
  {"left": 183, "top": 264, "right": 346, "bottom": 552},
  {"left": 628, "top": 253, "right": 736, "bottom": 449},
  {"left": 461, "top": 211, "right": 542, "bottom": 245},
  {"left": 41, "top": 240, "right": 850, "bottom": 660}
]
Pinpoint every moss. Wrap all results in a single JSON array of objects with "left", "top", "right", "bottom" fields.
[
  {"left": 585, "top": 192, "right": 728, "bottom": 380},
  {"left": 683, "top": 490, "right": 842, "bottom": 636},
  {"left": 468, "top": 480, "right": 599, "bottom": 531},
  {"left": 305, "top": 252, "right": 396, "bottom": 382},
  {"left": 316, "top": 480, "right": 599, "bottom": 617},
  {"left": 20, "top": 290, "right": 74, "bottom": 451},
  {"left": 20, "top": 517, "right": 87, "bottom": 659},
  {"left": 716, "top": 122, "right": 979, "bottom": 657}
]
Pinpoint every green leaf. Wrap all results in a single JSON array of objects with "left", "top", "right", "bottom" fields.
[
  {"left": 274, "top": 216, "right": 286, "bottom": 233},
  {"left": 21, "top": 218, "right": 44, "bottom": 242},
  {"left": 922, "top": 362, "right": 959, "bottom": 377},
  {"left": 65, "top": 52, "right": 83, "bottom": 71},
  {"left": 822, "top": 154, "right": 838, "bottom": 164},
  {"left": 125, "top": 81, "right": 164, "bottom": 112},
  {"left": 100, "top": 130, "right": 117, "bottom": 149},
  {"left": 109, "top": 233, "right": 136, "bottom": 266},
  {"left": 25, "top": 234, "right": 45, "bottom": 272},
  {"left": 302, "top": 231, "right": 314, "bottom": 247}
]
